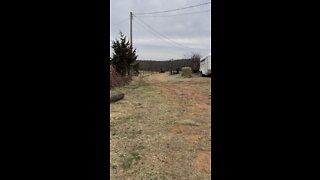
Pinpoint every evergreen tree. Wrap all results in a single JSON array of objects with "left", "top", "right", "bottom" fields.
[{"left": 110, "top": 32, "right": 138, "bottom": 76}]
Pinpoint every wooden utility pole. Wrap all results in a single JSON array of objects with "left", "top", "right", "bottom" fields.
[{"left": 130, "top": 12, "right": 133, "bottom": 48}]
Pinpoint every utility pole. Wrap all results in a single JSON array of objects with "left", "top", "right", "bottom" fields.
[{"left": 130, "top": 12, "right": 133, "bottom": 48}]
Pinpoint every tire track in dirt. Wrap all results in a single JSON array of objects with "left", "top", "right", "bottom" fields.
[{"left": 144, "top": 73, "right": 211, "bottom": 174}]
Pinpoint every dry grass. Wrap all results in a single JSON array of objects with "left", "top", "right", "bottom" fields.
[{"left": 110, "top": 72, "right": 211, "bottom": 179}]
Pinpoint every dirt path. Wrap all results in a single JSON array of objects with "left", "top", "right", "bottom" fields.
[{"left": 110, "top": 72, "right": 211, "bottom": 179}]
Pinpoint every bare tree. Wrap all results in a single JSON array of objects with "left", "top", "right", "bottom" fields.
[{"left": 190, "top": 53, "right": 201, "bottom": 72}]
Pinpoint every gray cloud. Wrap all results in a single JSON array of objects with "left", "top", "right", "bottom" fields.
[{"left": 110, "top": 0, "right": 211, "bottom": 61}]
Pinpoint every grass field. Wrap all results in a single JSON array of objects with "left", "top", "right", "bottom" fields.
[{"left": 110, "top": 72, "right": 211, "bottom": 179}]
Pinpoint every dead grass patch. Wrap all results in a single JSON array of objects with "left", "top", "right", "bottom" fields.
[{"left": 110, "top": 73, "right": 211, "bottom": 179}]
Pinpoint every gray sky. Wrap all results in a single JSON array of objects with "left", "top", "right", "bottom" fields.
[{"left": 110, "top": 0, "right": 211, "bottom": 61}]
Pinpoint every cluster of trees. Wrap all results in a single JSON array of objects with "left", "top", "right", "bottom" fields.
[
  {"left": 137, "top": 59, "right": 189, "bottom": 72},
  {"left": 110, "top": 32, "right": 138, "bottom": 76},
  {"left": 137, "top": 55, "right": 200, "bottom": 72}
]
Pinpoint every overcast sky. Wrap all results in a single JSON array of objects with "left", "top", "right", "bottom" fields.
[{"left": 110, "top": 0, "right": 211, "bottom": 61}]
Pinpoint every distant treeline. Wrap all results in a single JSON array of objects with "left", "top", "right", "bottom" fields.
[{"left": 137, "top": 59, "right": 198, "bottom": 72}]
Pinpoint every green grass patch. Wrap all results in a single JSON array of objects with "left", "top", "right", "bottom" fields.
[
  {"left": 125, "top": 129, "right": 142, "bottom": 138},
  {"left": 110, "top": 114, "right": 142, "bottom": 128},
  {"left": 111, "top": 128, "right": 143, "bottom": 138},
  {"left": 120, "top": 145, "right": 144, "bottom": 170}
]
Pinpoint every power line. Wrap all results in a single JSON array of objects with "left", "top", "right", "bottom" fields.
[
  {"left": 135, "top": 9, "right": 210, "bottom": 18},
  {"left": 134, "top": 2, "right": 211, "bottom": 15},
  {"left": 133, "top": 18, "right": 164, "bottom": 44},
  {"left": 133, "top": 15, "right": 191, "bottom": 50},
  {"left": 133, "top": 17, "right": 172, "bottom": 45},
  {"left": 133, "top": 18, "right": 170, "bottom": 42},
  {"left": 133, "top": 15, "right": 195, "bottom": 50}
]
